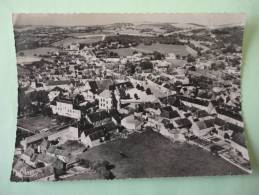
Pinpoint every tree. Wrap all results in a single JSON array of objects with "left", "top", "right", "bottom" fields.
[
  {"left": 153, "top": 51, "right": 165, "bottom": 60},
  {"left": 126, "top": 62, "right": 135, "bottom": 75},
  {"left": 19, "top": 52, "right": 24, "bottom": 56},
  {"left": 136, "top": 84, "right": 141, "bottom": 90},
  {"left": 74, "top": 94, "right": 85, "bottom": 107},
  {"left": 139, "top": 85, "right": 144, "bottom": 91},
  {"left": 210, "top": 145, "right": 219, "bottom": 155},
  {"left": 187, "top": 54, "right": 195, "bottom": 63},
  {"left": 111, "top": 90, "right": 118, "bottom": 110},
  {"left": 134, "top": 93, "right": 139, "bottom": 100},
  {"left": 146, "top": 88, "right": 152, "bottom": 95},
  {"left": 125, "top": 93, "right": 131, "bottom": 99},
  {"left": 140, "top": 61, "right": 153, "bottom": 70},
  {"left": 224, "top": 133, "right": 230, "bottom": 140},
  {"left": 210, "top": 128, "right": 218, "bottom": 135}
]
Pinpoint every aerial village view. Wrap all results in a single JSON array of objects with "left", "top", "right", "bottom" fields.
[{"left": 11, "top": 14, "right": 251, "bottom": 182}]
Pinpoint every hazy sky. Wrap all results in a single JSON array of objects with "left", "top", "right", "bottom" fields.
[{"left": 13, "top": 13, "right": 245, "bottom": 26}]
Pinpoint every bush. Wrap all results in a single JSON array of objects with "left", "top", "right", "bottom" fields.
[
  {"left": 146, "top": 88, "right": 152, "bottom": 95},
  {"left": 90, "top": 160, "right": 115, "bottom": 179}
]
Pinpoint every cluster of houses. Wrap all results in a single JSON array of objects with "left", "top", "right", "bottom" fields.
[
  {"left": 13, "top": 29, "right": 250, "bottom": 180},
  {"left": 14, "top": 74, "right": 249, "bottom": 180}
]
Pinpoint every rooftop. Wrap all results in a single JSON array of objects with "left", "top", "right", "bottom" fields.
[
  {"left": 87, "top": 110, "right": 110, "bottom": 123},
  {"left": 179, "top": 96, "right": 210, "bottom": 107},
  {"left": 46, "top": 80, "right": 71, "bottom": 86},
  {"left": 88, "top": 122, "right": 118, "bottom": 141},
  {"left": 175, "top": 118, "right": 192, "bottom": 128},
  {"left": 216, "top": 107, "right": 243, "bottom": 121},
  {"left": 23, "top": 125, "right": 71, "bottom": 144},
  {"left": 98, "top": 89, "right": 112, "bottom": 98}
]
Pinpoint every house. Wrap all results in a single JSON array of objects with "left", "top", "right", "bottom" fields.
[
  {"left": 38, "top": 139, "right": 50, "bottom": 153},
  {"left": 179, "top": 96, "right": 216, "bottom": 114},
  {"left": 12, "top": 160, "right": 54, "bottom": 181},
  {"left": 50, "top": 98, "right": 81, "bottom": 120},
  {"left": 80, "top": 122, "right": 118, "bottom": 148},
  {"left": 27, "top": 166, "right": 54, "bottom": 181},
  {"left": 214, "top": 117, "right": 242, "bottom": 139},
  {"left": 191, "top": 119, "right": 215, "bottom": 137},
  {"left": 12, "top": 159, "right": 34, "bottom": 179},
  {"left": 174, "top": 118, "right": 192, "bottom": 129},
  {"left": 160, "top": 106, "right": 180, "bottom": 119},
  {"left": 159, "top": 95, "right": 182, "bottom": 108},
  {"left": 216, "top": 107, "right": 243, "bottom": 127},
  {"left": 160, "top": 126, "right": 186, "bottom": 142},
  {"left": 82, "top": 90, "right": 96, "bottom": 102},
  {"left": 20, "top": 126, "right": 78, "bottom": 150},
  {"left": 20, "top": 146, "right": 37, "bottom": 167},
  {"left": 48, "top": 87, "right": 67, "bottom": 101},
  {"left": 96, "top": 79, "right": 115, "bottom": 91},
  {"left": 216, "top": 126, "right": 233, "bottom": 139},
  {"left": 150, "top": 118, "right": 186, "bottom": 142},
  {"left": 45, "top": 80, "right": 71, "bottom": 91},
  {"left": 97, "top": 89, "right": 114, "bottom": 110},
  {"left": 82, "top": 81, "right": 99, "bottom": 101},
  {"left": 154, "top": 60, "right": 169, "bottom": 72},
  {"left": 121, "top": 114, "right": 143, "bottom": 131},
  {"left": 69, "top": 43, "right": 80, "bottom": 51},
  {"left": 85, "top": 110, "right": 112, "bottom": 127},
  {"left": 47, "top": 126, "right": 78, "bottom": 145},
  {"left": 147, "top": 115, "right": 163, "bottom": 130},
  {"left": 193, "top": 110, "right": 211, "bottom": 120}
]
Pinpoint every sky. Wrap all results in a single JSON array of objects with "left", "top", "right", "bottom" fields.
[{"left": 13, "top": 13, "right": 245, "bottom": 26}]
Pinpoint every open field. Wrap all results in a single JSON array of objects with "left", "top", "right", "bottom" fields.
[
  {"left": 109, "top": 47, "right": 136, "bottom": 56},
  {"left": 134, "top": 43, "right": 196, "bottom": 56},
  {"left": 16, "top": 56, "right": 41, "bottom": 65},
  {"left": 110, "top": 43, "right": 196, "bottom": 57},
  {"left": 17, "top": 47, "right": 59, "bottom": 57},
  {"left": 51, "top": 36, "right": 103, "bottom": 47},
  {"left": 17, "top": 116, "right": 57, "bottom": 133},
  {"left": 66, "top": 32, "right": 108, "bottom": 38},
  {"left": 77, "top": 130, "right": 245, "bottom": 179}
]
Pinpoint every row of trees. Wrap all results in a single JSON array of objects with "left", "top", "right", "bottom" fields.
[{"left": 136, "top": 84, "right": 152, "bottom": 95}]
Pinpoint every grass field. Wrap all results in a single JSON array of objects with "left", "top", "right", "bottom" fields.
[
  {"left": 77, "top": 130, "right": 245, "bottom": 179},
  {"left": 17, "top": 116, "right": 57, "bottom": 133},
  {"left": 109, "top": 48, "right": 136, "bottom": 56},
  {"left": 51, "top": 36, "right": 103, "bottom": 47},
  {"left": 134, "top": 43, "right": 194, "bottom": 55},
  {"left": 110, "top": 43, "right": 195, "bottom": 57},
  {"left": 17, "top": 47, "right": 59, "bottom": 57}
]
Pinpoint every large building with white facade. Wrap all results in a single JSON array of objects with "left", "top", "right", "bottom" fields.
[{"left": 50, "top": 99, "right": 81, "bottom": 120}]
